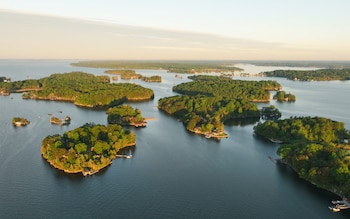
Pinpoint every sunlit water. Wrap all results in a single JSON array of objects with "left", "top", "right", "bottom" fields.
[{"left": 0, "top": 60, "right": 349, "bottom": 218}]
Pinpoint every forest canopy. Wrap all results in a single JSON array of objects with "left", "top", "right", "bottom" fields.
[{"left": 173, "top": 75, "right": 281, "bottom": 102}]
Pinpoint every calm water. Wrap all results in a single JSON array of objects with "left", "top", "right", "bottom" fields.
[{"left": 1, "top": 60, "right": 350, "bottom": 219}]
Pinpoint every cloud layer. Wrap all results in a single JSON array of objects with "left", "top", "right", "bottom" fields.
[{"left": 0, "top": 10, "right": 344, "bottom": 60}]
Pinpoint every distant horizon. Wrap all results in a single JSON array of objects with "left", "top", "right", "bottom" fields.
[{"left": 0, "top": 58, "right": 350, "bottom": 62}]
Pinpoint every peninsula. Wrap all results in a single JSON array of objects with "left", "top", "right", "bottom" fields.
[
  {"left": 254, "top": 116, "right": 350, "bottom": 199},
  {"left": 41, "top": 123, "right": 136, "bottom": 176},
  {"left": 263, "top": 68, "right": 350, "bottom": 81}
]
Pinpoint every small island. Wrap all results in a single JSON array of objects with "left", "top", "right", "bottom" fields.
[
  {"left": 41, "top": 123, "right": 136, "bottom": 176},
  {"left": 12, "top": 117, "right": 30, "bottom": 126},
  {"left": 50, "top": 116, "right": 71, "bottom": 126},
  {"left": 105, "top": 69, "right": 142, "bottom": 80},
  {"left": 140, "top": 75, "right": 162, "bottom": 83},
  {"left": 254, "top": 116, "right": 350, "bottom": 200},
  {"left": 273, "top": 91, "right": 296, "bottom": 102},
  {"left": 107, "top": 105, "right": 147, "bottom": 127}
]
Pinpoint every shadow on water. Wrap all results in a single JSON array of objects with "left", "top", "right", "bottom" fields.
[
  {"left": 274, "top": 161, "right": 350, "bottom": 218},
  {"left": 224, "top": 117, "right": 260, "bottom": 126}
]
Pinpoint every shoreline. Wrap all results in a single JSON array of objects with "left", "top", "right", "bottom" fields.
[{"left": 276, "top": 158, "right": 349, "bottom": 200}]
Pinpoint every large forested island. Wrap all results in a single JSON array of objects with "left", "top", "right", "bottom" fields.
[
  {"left": 263, "top": 69, "right": 350, "bottom": 81},
  {"left": 158, "top": 95, "right": 260, "bottom": 138},
  {"left": 173, "top": 75, "right": 281, "bottom": 102},
  {"left": 254, "top": 117, "right": 350, "bottom": 198},
  {"left": 0, "top": 72, "right": 154, "bottom": 107},
  {"left": 158, "top": 75, "right": 282, "bottom": 138},
  {"left": 41, "top": 123, "right": 136, "bottom": 176},
  {"left": 71, "top": 60, "right": 243, "bottom": 74}
]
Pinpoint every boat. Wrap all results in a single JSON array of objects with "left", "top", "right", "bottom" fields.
[
  {"left": 329, "top": 206, "right": 340, "bottom": 212},
  {"left": 268, "top": 138, "right": 283, "bottom": 143},
  {"left": 123, "top": 154, "right": 132, "bottom": 159}
]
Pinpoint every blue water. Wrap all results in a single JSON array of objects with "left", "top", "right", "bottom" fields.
[{"left": 0, "top": 60, "right": 350, "bottom": 218}]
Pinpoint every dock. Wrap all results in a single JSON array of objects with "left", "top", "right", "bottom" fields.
[{"left": 329, "top": 199, "right": 350, "bottom": 212}]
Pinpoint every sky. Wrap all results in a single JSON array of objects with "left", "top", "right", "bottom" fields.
[{"left": 1, "top": 0, "right": 350, "bottom": 60}]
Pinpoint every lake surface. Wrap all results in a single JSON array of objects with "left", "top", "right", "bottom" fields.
[{"left": 1, "top": 60, "right": 350, "bottom": 218}]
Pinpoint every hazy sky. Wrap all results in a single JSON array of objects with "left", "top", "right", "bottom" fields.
[{"left": 1, "top": 0, "right": 350, "bottom": 60}]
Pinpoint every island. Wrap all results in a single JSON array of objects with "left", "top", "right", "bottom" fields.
[
  {"left": 263, "top": 68, "right": 350, "bottom": 81},
  {"left": 12, "top": 117, "right": 30, "bottom": 126},
  {"left": 173, "top": 75, "right": 282, "bottom": 102},
  {"left": 107, "top": 105, "right": 147, "bottom": 127},
  {"left": 71, "top": 60, "right": 243, "bottom": 74},
  {"left": 140, "top": 75, "right": 162, "bottom": 83},
  {"left": 254, "top": 116, "right": 350, "bottom": 200},
  {"left": 0, "top": 72, "right": 154, "bottom": 107},
  {"left": 105, "top": 69, "right": 142, "bottom": 80},
  {"left": 50, "top": 116, "right": 71, "bottom": 126},
  {"left": 157, "top": 75, "right": 285, "bottom": 139},
  {"left": 105, "top": 69, "right": 162, "bottom": 82},
  {"left": 273, "top": 91, "right": 296, "bottom": 102},
  {"left": 158, "top": 95, "right": 260, "bottom": 139},
  {"left": 41, "top": 123, "right": 136, "bottom": 176}
]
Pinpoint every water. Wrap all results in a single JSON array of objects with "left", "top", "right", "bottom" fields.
[{"left": 1, "top": 60, "right": 350, "bottom": 218}]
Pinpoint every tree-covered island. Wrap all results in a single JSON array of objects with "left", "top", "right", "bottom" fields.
[
  {"left": 254, "top": 116, "right": 350, "bottom": 199},
  {"left": 107, "top": 105, "right": 147, "bottom": 127},
  {"left": 0, "top": 72, "right": 154, "bottom": 107},
  {"left": 158, "top": 75, "right": 283, "bottom": 139},
  {"left": 273, "top": 91, "right": 296, "bottom": 102},
  {"left": 105, "top": 70, "right": 142, "bottom": 80},
  {"left": 105, "top": 69, "right": 162, "bottom": 82},
  {"left": 41, "top": 123, "right": 136, "bottom": 176},
  {"left": 263, "top": 69, "right": 350, "bottom": 81},
  {"left": 158, "top": 95, "right": 260, "bottom": 139}
]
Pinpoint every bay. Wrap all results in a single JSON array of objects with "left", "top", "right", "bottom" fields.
[{"left": 0, "top": 60, "right": 349, "bottom": 218}]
